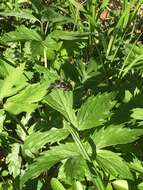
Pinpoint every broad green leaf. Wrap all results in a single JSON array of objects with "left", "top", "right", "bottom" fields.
[
  {"left": 138, "top": 182, "right": 143, "bottom": 190},
  {"left": 0, "top": 65, "right": 26, "bottom": 100},
  {"left": 30, "top": 41, "right": 44, "bottom": 57},
  {"left": 34, "top": 64, "right": 59, "bottom": 84},
  {"left": 0, "top": 11, "right": 39, "bottom": 22},
  {"left": 96, "top": 150, "right": 133, "bottom": 180},
  {"left": 30, "top": 35, "right": 61, "bottom": 58},
  {"left": 50, "top": 178, "right": 66, "bottom": 190},
  {"left": 123, "top": 90, "right": 133, "bottom": 103},
  {"left": 43, "top": 35, "right": 62, "bottom": 51},
  {"left": 77, "top": 93, "right": 116, "bottom": 130},
  {"left": 49, "top": 15, "right": 73, "bottom": 24},
  {"left": 92, "top": 124, "right": 143, "bottom": 149},
  {"left": 129, "top": 157, "right": 143, "bottom": 174},
  {"left": 76, "top": 59, "right": 100, "bottom": 83},
  {"left": 4, "top": 83, "right": 47, "bottom": 115},
  {"left": 6, "top": 143, "right": 21, "bottom": 178},
  {"left": 20, "top": 143, "right": 80, "bottom": 187},
  {"left": 58, "top": 156, "right": 88, "bottom": 183},
  {"left": 131, "top": 108, "right": 143, "bottom": 120},
  {"left": 41, "top": 7, "right": 73, "bottom": 23},
  {"left": 0, "top": 59, "right": 13, "bottom": 78},
  {"left": 106, "top": 183, "right": 113, "bottom": 190},
  {"left": 51, "top": 30, "right": 89, "bottom": 40},
  {"left": 23, "top": 128, "right": 69, "bottom": 156},
  {"left": 44, "top": 89, "right": 77, "bottom": 127},
  {"left": 1, "top": 26, "right": 42, "bottom": 43},
  {"left": 72, "top": 181, "right": 84, "bottom": 190},
  {"left": 112, "top": 180, "right": 128, "bottom": 190}
]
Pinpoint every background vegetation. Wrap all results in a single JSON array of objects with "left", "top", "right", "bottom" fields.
[{"left": 1, "top": 0, "right": 143, "bottom": 189}]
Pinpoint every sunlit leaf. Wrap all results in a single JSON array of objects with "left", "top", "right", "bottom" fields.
[
  {"left": 44, "top": 89, "right": 78, "bottom": 127},
  {"left": 51, "top": 30, "right": 89, "bottom": 40},
  {"left": 4, "top": 83, "right": 47, "bottom": 114},
  {"left": 131, "top": 108, "right": 143, "bottom": 120},
  {"left": 20, "top": 143, "right": 80, "bottom": 187},
  {"left": 96, "top": 150, "right": 133, "bottom": 180},
  {"left": 0, "top": 64, "right": 27, "bottom": 100},
  {"left": 6, "top": 143, "right": 21, "bottom": 178},
  {"left": 23, "top": 128, "right": 69, "bottom": 156},
  {"left": 77, "top": 93, "right": 116, "bottom": 130},
  {"left": 92, "top": 124, "right": 143, "bottom": 149},
  {"left": 1, "top": 26, "right": 42, "bottom": 43},
  {"left": 0, "top": 11, "right": 39, "bottom": 22},
  {"left": 58, "top": 156, "right": 88, "bottom": 183}
]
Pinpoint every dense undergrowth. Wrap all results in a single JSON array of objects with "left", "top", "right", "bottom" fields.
[{"left": 1, "top": 0, "right": 143, "bottom": 189}]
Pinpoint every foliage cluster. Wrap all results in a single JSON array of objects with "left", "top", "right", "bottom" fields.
[{"left": 1, "top": 0, "right": 143, "bottom": 189}]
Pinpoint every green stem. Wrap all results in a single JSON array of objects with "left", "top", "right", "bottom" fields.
[
  {"left": 44, "top": 48, "right": 48, "bottom": 68},
  {"left": 67, "top": 124, "right": 105, "bottom": 190}
]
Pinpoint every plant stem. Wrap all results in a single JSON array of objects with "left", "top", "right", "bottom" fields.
[
  {"left": 40, "top": 22, "right": 48, "bottom": 68},
  {"left": 67, "top": 124, "right": 105, "bottom": 190},
  {"left": 44, "top": 48, "right": 47, "bottom": 68}
]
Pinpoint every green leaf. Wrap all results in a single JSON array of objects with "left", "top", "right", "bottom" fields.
[
  {"left": 1, "top": 25, "right": 42, "bottom": 43},
  {"left": 123, "top": 90, "right": 133, "bottom": 103},
  {"left": 120, "top": 44, "right": 143, "bottom": 78},
  {"left": 0, "top": 59, "right": 14, "bottom": 78},
  {"left": 77, "top": 93, "right": 116, "bottom": 130},
  {"left": 41, "top": 7, "right": 73, "bottom": 23},
  {"left": 43, "top": 35, "right": 61, "bottom": 51},
  {"left": 106, "top": 183, "right": 113, "bottom": 190},
  {"left": 30, "top": 41, "right": 44, "bottom": 57},
  {"left": 0, "top": 11, "right": 39, "bottom": 22},
  {"left": 58, "top": 156, "right": 88, "bottom": 183},
  {"left": 51, "top": 30, "right": 89, "bottom": 40},
  {"left": 96, "top": 150, "right": 133, "bottom": 180},
  {"left": 112, "top": 180, "right": 128, "bottom": 190},
  {"left": 72, "top": 181, "right": 84, "bottom": 190},
  {"left": 44, "top": 89, "right": 77, "bottom": 127},
  {"left": 20, "top": 143, "right": 80, "bottom": 187},
  {"left": 23, "top": 128, "right": 69, "bottom": 156},
  {"left": 34, "top": 65, "right": 59, "bottom": 84},
  {"left": 131, "top": 108, "right": 143, "bottom": 120},
  {"left": 92, "top": 124, "right": 143, "bottom": 149},
  {"left": 129, "top": 157, "right": 143, "bottom": 174},
  {"left": 76, "top": 59, "right": 100, "bottom": 83},
  {"left": 4, "top": 83, "right": 47, "bottom": 114},
  {"left": 138, "top": 182, "right": 143, "bottom": 190},
  {"left": 50, "top": 178, "right": 66, "bottom": 190},
  {"left": 6, "top": 143, "right": 21, "bottom": 178},
  {"left": 0, "top": 64, "right": 26, "bottom": 100}
]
